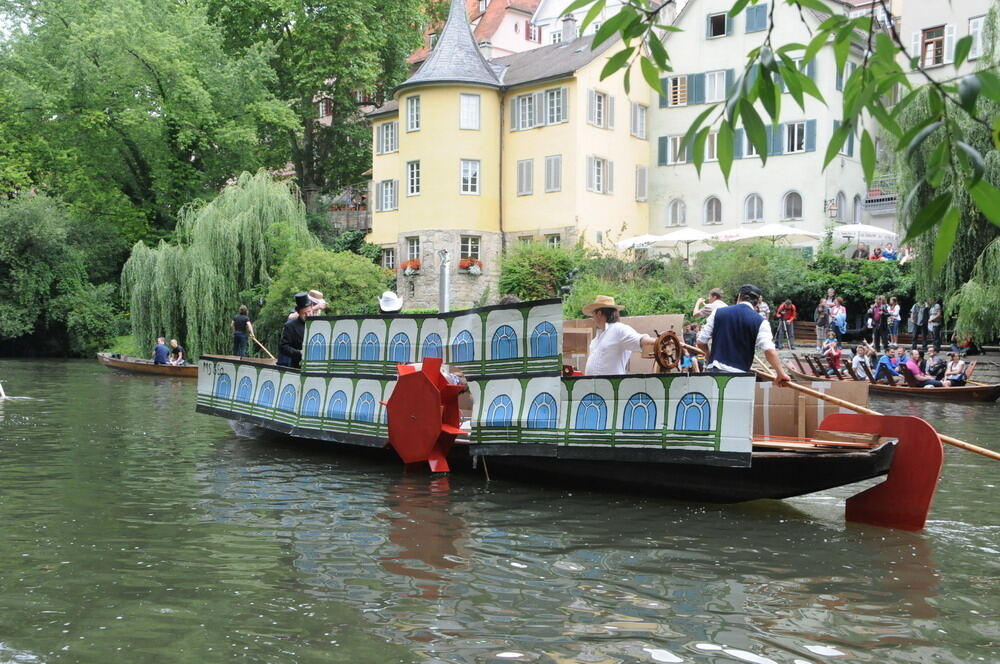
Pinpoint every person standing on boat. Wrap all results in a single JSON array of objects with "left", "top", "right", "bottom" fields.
[
  {"left": 695, "top": 284, "right": 790, "bottom": 386},
  {"left": 152, "top": 337, "right": 170, "bottom": 365},
  {"left": 582, "top": 295, "right": 656, "bottom": 375},
  {"left": 278, "top": 293, "right": 312, "bottom": 369},
  {"left": 231, "top": 305, "right": 254, "bottom": 357}
]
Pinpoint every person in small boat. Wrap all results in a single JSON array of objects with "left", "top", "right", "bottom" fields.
[
  {"left": 693, "top": 288, "right": 726, "bottom": 319},
  {"left": 231, "top": 305, "right": 254, "bottom": 357},
  {"left": 943, "top": 352, "right": 967, "bottom": 387},
  {"left": 168, "top": 339, "right": 186, "bottom": 366},
  {"left": 378, "top": 291, "right": 403, "bottom": 314},
  {"left": 152, "top": 337, "right": 170, "bottom": 365},
  {"left": 905, "top": 349, "right": 942, "bottom": 387},
  {"left": 925, "top": 347, "right": 947, "bottom": 381},
  {"left": 874, "top": 348, "right": 900, "bottom": 384},
  {"left": 695, "top": 284, "right": 790, "bottom": 386},
  {"left": 583, "top": 295, "right": 656, "bottom": 375},
  {"left": 823, "top": 338, "right": 844, "bottom": 377},
  {"left": 278, "top": 293, "right": 312, "bottom": 368}
]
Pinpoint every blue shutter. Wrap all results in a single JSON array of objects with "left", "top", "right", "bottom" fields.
[
  {"left": 734, "top": 128, "right": 744, "bottom": 158},
  {"left": 659, "top": 77, "right": 668, "bottom": 107},
  {"left": 836, "top": 67, "right": 843, "bottom": 90},
  {"left": 847, "top": 129, "right": 855, "bottom": 157},
  {"left": 725, "top": 68, "right": 735, "bottom": 95},
  {"left": 658, "top": 136, "right": 668, "bottom": 166},
  {"left": 806, "top": 59, "right": 816, "bottom": 80},
  {"left": 769, "top": 124, "right": 784, "bottom": 155},
  {"left": 774, "top": 72, "right": 784, "bottom": 93},
  {"left": 747, "top": 4, "right": 767, "bottom": 32},
  {"left": 725, "top": 13, "right": 732, "bottom": 35},
  {"left": 690, "top": 73, "right": 706, "bottom": 104},
  {"left": 805, "top": 119, "right": 817, "bottom": 152}
]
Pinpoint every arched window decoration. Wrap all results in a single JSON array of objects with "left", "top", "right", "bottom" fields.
[
  {"left": 526, "top": 393, "right": 558, "bottom": 429},
  {"left": 744, "top": 193, "right": 763, "bottom": 223},
  {"left": 675, "top": 392, "right": 711, "bottom": 431},
  {"left": 703, "top": 196, "right": 722, "bottom": 225},
  {"left": 491, "top": 325, "right": 519, "bottom": 359},
  {"left": 452, "top": 330, "right": 475, "bottom": 362},
  {"left": 301, "top": 389, "right": 321, "bottom": 417},
  {"left": 422, "top": 333, "right": 443, "bottom": 358},
  {"left": 575, "top": 393, "right": 608, "bottom": 430},
  {"left": 530, "top": 322, "right": 558, "bottom": 357},
  {"left": 486, "top": 395, "right": 514, "bottom": 426},
  {"left": 256, "top": 380, "right": 275, "bottom": 407},
  {"left": 853, "top": 194, "right": 863, "bottom": 222},
  {"left": 236, "top": 377, "right": 254, "bottom": 403},
  {"left": 782, "top": 191, "right": 803, "bottom": 220},
  {"left": 668, "top": 199, "right": 686, "bottom": 227},
  {"left": 836, "top": 191, "right": 847, "bottom": 221},
  {"left": 388, "top": 332, "right": 411, "bottom": 363},
  {"left": 333, "top": 333, "right": 352, "bottom": 360},
  {"left": 623, "top": 393, "right": 657, "bottom": 430},
  {"left": 326, "top": 390, "right": 348, "bottom": 420},
  {"left": 360, "top": 332, "right": 381, "bottom": 361},
  {"left": 306, "top": 333, "right": 326, "bottom": 361},
  {"left": 355, "top": 391, "right": 377, "bottom": 422},
  {"left": 214, "top": 374, "right": 232, "bottom": 399},
  {"left": 278, "top": 384, "right": 298, "bottom": 413}
]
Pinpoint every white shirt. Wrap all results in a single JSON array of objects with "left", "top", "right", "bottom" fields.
[
  {"left": 585, "top": 322, "right": 644, "bottom": 375},
  {"left": 696, "top": 301, "right": 776, "bottom": 373},
  {"left": 851, "top": 354, "right": 868, "bottom": 379}
]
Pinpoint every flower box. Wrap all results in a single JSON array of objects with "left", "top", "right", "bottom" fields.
[
  {"left": 401, "top": 259, "right": 421, "bottom": 276},
  {"left": 459, "top": 258, "right": 483, "bottom": 275}
]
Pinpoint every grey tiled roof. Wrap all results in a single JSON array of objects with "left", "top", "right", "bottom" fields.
[
  {"left": 493, "top": 35, "right": 615, "bottom": 88},
  {"left": 396, "top": 0, "right": 500, "bottom": 93}
]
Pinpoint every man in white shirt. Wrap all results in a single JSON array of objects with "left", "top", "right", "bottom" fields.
[
  {"left": 583, "top": 295, "right": 656, "bottom": 376},
  {"left": 693, "top": 288, "right": 726, "bottom": 319}
]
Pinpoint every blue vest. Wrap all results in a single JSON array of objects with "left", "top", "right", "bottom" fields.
[{"left": 708, "top": 303, "right": 761, "bottom": 372}]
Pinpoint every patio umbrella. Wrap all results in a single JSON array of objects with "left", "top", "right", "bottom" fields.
[
  {"left": 652, "top": 227, "right": 712, "bottom": 261},
  {"left": 711, "top": 223, "right": 823, "bottom": 245},
  {"left": 832, "top": 223, "right": 897, "bottom": 245},
  {"left": 617, "top": 234, "right": 669, "bottom": 250}
]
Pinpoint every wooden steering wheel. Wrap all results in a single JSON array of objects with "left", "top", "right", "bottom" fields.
[{"left": 653, "top": 330, "right": 683, "bottom": 372}]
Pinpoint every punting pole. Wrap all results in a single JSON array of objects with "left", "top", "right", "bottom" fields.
[{"left": 250, "top": 334, "right": 276, "bottom": 360}]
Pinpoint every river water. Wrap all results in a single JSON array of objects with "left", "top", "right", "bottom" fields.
[{"left": 0, "top": 360, "right": 996, "bottom": 664}]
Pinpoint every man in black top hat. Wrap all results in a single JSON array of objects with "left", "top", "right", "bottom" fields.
[
  {"left": 278, "top": 293, "right": 313, "bottom": 368},
  {"left": 696, "top": 284, "right": 790, "bottom": 386}
]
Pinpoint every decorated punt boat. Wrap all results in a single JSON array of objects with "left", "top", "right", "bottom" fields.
[
  {"left": 97, "top": 352, "right": 199, "bottom": 378},
  {"left": 196, "top": 300, "right": 944, "bottom": 530}
]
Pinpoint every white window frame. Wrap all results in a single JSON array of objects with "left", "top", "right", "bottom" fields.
[
  {"left": 630, "top": 102, "right": 647, "bottom": 139},
  {"left": 921, "top": 25, "right": 946, "bottom": 67},
  {"left": 705, "top": 70, "right": 727, "bottom": 103},
  {"left": 592, "top": 90, "right": 605, "bottom": 127},
  {"left": 544, "top": 154, "right": 562, "bottom": 193},
  {"left": 635, "top": 165, "right": 648, "bottom": 202},
  {"left": 785, "top": 121, "right": 806, "bottom": 153},
  {"left": 586, "top": 156, "right": 614, "bottom": 195},
  {"left": 517, "top": 92, "right": 535, "bottom": 131},
  {"left": 704, "top": 196, "right": 723, "bottom": 225},
  {"left": 406, "top": 237, "right": 420, "bottom": 262},
  {"left": 460, "top": 235, "right": 481, "bottom": 260},
  {"left": 667, "top": 199, "right": 686, "bottom": 227},
  {"left": 406, "top": 96, "right": 420, "bottom": 132},
  {"left": 546, "top": 234, "right": 561, "bottom": 247},
  {"left": 668, "top": 135, "right": 687, "bottom": 164},
  {"left": 667, "top": 75, "right": 687, "bottom": 106},
  {"left": 460, "top": 159, "right": 481, "bottom": 195},
  {"left": 376, "top": 179, "right": 398, "bottom": 212},
  {"left": 406, "top": 160, "right": 420, "bottom": 196},
  {"left": 782, "top": 191, "right": 803, "bottom": 220},
  {"left": 376, "top": 121, "right": 398, "bottom": 154},
  {"left": 381, "top": 248, "right": 396, "bottom": 269},
  {"left": 526, "top": 22, "right": 540, "bottom": 42},
  {"left": 550, "top": 30, "right": 562, "bottom": 44},
  {"left": 744, "top": 131, "right": 758, "bottom": 157},
  {"left": 969, "top": 16, "right": 985, "bottom": 60},
  {"left": 706, "top": 132, "right": 719, "bottom": 162},
  {"left": 744, "top": 193, "right": 763, "bottom": 223},
  {"left": 459, "top": 93, "right": 481, "bottom": 130},
  {"left": 707, "top": 12, "right": 728, "bottom": 38},
  {"left": 517, "top": 159, "right": 534, "bottom": 196},
  {"left": 545, "top": 87, "right": 567, "bottom": 125}
]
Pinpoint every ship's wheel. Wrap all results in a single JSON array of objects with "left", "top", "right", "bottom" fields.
[
  {"left": 385, "top": 356, "right": 465, "bottom": 473},
  {"left": 653, "top": 330, "right": 682, "bottom": 372}
]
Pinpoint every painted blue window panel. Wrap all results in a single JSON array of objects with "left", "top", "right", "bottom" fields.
[
  {"left": 327, "top": 390, "right": 348, "bottom": 419},
  {"left": 235, "top": 377, "right": 253, "bottom": 403},
  {"left": 422, "top": 333, "right": 443, "bottom": 358},
  {"left": 486, "top": 395, "right": 514, "bottom": 426},
  {"left": 527, "top": 393, "right": 558, "bottom": 429},
  {"left": 257, "top": 381, "right": 275, "bottom": 407},
  {"left": 356, "top": 392, "right": 377, "bottom": 422},
  {"left": 333, "top": 333, "right": 352, "bottom": 360},
  {"left": 676, "top": 392, "right": 711, "bottom": 431},
  {"left": 575, "top": 393, "right": 607, "bottom": 430},
  {"left": 623, "top": 393, "right": 657, "bottom": 430},
  {"left": 302, "top": 389, "right": 321, "bottom": 417},
  {"left": 530, "top": 322, "right": 558, "bottom": 357},
  {"left": 491, "top": 325, "right": 519, "bottom": 359},
  {"left": 215, "top": 374, "right": 232, "bottom": 399},
  {"left": 389, "top": 333, "right": 411, "bottom": 363},
  {"left": 360, "top": 333, "right": 381, "bottom": 361},
  {"left": 452, "top": 330, "right": 475, "bottom": 362},
  {"left": 306, "top": 334, "right": 327, "bottom": 361},
  {"left": 278, "top": 385, "right": 298, "bottom": 413}
]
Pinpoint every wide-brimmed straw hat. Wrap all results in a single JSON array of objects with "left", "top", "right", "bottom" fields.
[
  {"left": 582, "top": 295, "right": 624, "bottom": 317},
  {"left": 379, "top": 291, "right": 403, "bottom": 313},
  {"left": 307, "top": 289, "right": 327, "bottom": 310}
]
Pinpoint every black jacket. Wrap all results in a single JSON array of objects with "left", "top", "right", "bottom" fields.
[{"left": 279, "top": 316, "right": 306, "bottom": 367}]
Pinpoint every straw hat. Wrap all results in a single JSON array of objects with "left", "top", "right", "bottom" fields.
[
  {"left": 307, "top": 289, "right": 327, "bottom": 311},
  {"left": 582, "top": 295, "right": 624, "bottom": 317}
]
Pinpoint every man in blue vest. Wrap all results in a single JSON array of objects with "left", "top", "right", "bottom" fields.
[{"left": 695, "top": 284, "right": 790, "bottom": 386}]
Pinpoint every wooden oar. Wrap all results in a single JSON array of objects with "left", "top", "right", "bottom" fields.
[
  {"left": 679, "top": 337, "right": 1000, "bottom": 461},
  {"left": 250, "top": 334, "right": 276, "bottom": 360}
]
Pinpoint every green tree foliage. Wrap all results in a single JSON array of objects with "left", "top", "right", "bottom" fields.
[
  {"left": 204, "top": 0, "right": 433, "bottom": 209},
  {"left": 949, "top": 238, "right": 1000, "bottom": 341},
  {"left": 321, "top": 229, "right": 382, "bottom": 264},
  {"left": 256, "top": 248, "right": 391, "bottom": 348},
  {"left": 0, "top": 0, "right": 295, "bottom": 240},
  {"left": 121, "top": 171, "right": 315, "bottom": 357},
  {"left": 499, "top": 243, "right": 586, "bottom": 301}
]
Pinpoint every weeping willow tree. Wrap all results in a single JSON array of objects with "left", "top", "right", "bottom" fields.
[
  {"left": 950, "top": 238, "right": 1000, "bottom": 341},
  {"left": 122, "top": 171, "right": 316, "bottom": 356}
]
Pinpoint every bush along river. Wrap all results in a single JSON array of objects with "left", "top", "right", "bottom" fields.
[{"left": 0, "top": 359, "right": 996, "bottom": 663}]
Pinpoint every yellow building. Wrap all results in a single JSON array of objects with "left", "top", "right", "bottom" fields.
[{"left": 368, "top": 0, "right": 650, "bottom": 309}]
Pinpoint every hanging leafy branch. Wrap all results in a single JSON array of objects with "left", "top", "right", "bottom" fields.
[{"left": 567, "top": 0, "right": 1000, "bottom": 267}]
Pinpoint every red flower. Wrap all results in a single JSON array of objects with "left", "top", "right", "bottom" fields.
[
  {"left": 400, "top": 259, "right": 421, "bottom": 271},
  {"left": 459, "top": 258, "right": 483, "bottom": 270}
]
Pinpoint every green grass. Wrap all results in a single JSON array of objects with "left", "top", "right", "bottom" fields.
[{"left": 103, "top": 335, "right": 145, "bottom": 358}]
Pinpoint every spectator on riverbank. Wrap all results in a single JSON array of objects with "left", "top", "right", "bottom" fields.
[
  {"left": 882, "top": 244, "right": 898, "bottom": 260},
  {"left": 867, "top": 295, "right": 890, "bottom": 353},
  {"left": 928, "top": 299, "right": 943, "bottom": 351},
  {"left": 814, "top": 302, "right": 830, "bottom": 351},
  {"left": 851, "top": 244, "right": 869, "bottom": 259},
  {"left": 693, "top": 289, "right": 726, "bottom": 319},
  {"left": 775, "top": 299, "right": 796, "bottom": 350},
  {"left": 830, "top": 297, "right": 847, "bottom": 341},
  {"left": 756, "top": 298, "right": 770, "bottom": 322},
  {"left": 910, "top": 300, "right": 928, "bottom": 349},
  {"left": 824, "top": 288, "right": 837, "bottom": 308},
  {"left": 869, "top": 247, "right": 884, "bottom": 260},
  {"left": 887, "top": 296, "right": 901, "bottom": 346}
]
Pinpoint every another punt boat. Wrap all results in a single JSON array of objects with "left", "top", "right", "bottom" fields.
[
  {"left": 784, "top": 360, "right": 1000, "bottom": 402},
  {"left": 97, "top": 352, "right": 198, "bottom": 378},
  {"left": 194, "top": 300, "right": 946, "bottom": 530}
]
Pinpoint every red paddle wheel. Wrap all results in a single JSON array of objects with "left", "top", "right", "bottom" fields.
[{"left": 385, "top": 357, "right": 466, "bottom": 472}]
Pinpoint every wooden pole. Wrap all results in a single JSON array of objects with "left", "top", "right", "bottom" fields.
[{"left": 250, "top": 334, "right": 276, "bottom": 360}]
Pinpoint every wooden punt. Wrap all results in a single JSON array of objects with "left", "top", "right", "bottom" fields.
[
  {"left": 97, "top": 352, "right": 198, "bottom": 378},
  {"left": 784, "top": 362, "right": 1000, "bottom": 402}
]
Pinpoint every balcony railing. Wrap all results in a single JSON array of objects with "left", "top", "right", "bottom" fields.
[
  {"left": 329, "top": 208, "right": 371, "bottom": 232},
  {"left": 327, "top": 181, "right": 372, "bottom": 232},
  {"left": 863, "top": 175, "right": 898, "bottom": 214}
]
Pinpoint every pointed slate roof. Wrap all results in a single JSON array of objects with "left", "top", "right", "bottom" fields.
[{"left": 396, "top": 0, "right": 501, "bottom": 94}]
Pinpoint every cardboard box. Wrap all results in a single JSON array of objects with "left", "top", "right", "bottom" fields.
[
  {"left": 753, "top": 380, "right": 869, "bottom": 439},
  {"left": 564, "top": 314, "right": 685, "bottom": 374}
]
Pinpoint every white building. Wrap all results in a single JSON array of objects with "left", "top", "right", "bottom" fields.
[
  {"left": 532, "top": 0, "right": 683, "bottom": 44},
  {"left": 902, "top": 0, "right": 991, "bottom": 82}
]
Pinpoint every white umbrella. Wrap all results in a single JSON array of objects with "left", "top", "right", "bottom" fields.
[
  {"left": 832, "top": 223, "right": 897, "bottom": 244},
  {"left": 711, "top": 223, "right": 823, "bottom": 244},
  {"left": 653, "top": 227, "right": 712, "bottom": 261},
  {"left": 617, "top": 234, "right": 668, "bottom": 249}
]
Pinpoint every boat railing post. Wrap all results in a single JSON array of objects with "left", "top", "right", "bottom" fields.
[
  {"left": 0, "top": 381, "right": 6, "bottom": 399},
  {"left": 438, "top": 249, "right": 451, "bottom": 313}
]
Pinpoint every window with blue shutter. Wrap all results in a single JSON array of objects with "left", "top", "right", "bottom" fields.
[
  {"left": 690, "top": 73, "right": 706, "bottom": 104},
  {"left": 659, "top": 77, "right": 668, "bottom": 107},
  {"left": 768, "top": 124, "right": 784, "bottom": 155},
  {"left": 734, "top": 129, "right": 744, "bottom": 158},
  {"left": 805, "top": 119, "right": 817, "bottom": 152},
  {"left": 658, "top": 136, "right": 668, "bottom": 166},
  {"left": 746, "top": 4, "right": 767, "bottom": 33},
  {"left": 725, "top": 68, "right": 735, "bottom": 95}
]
